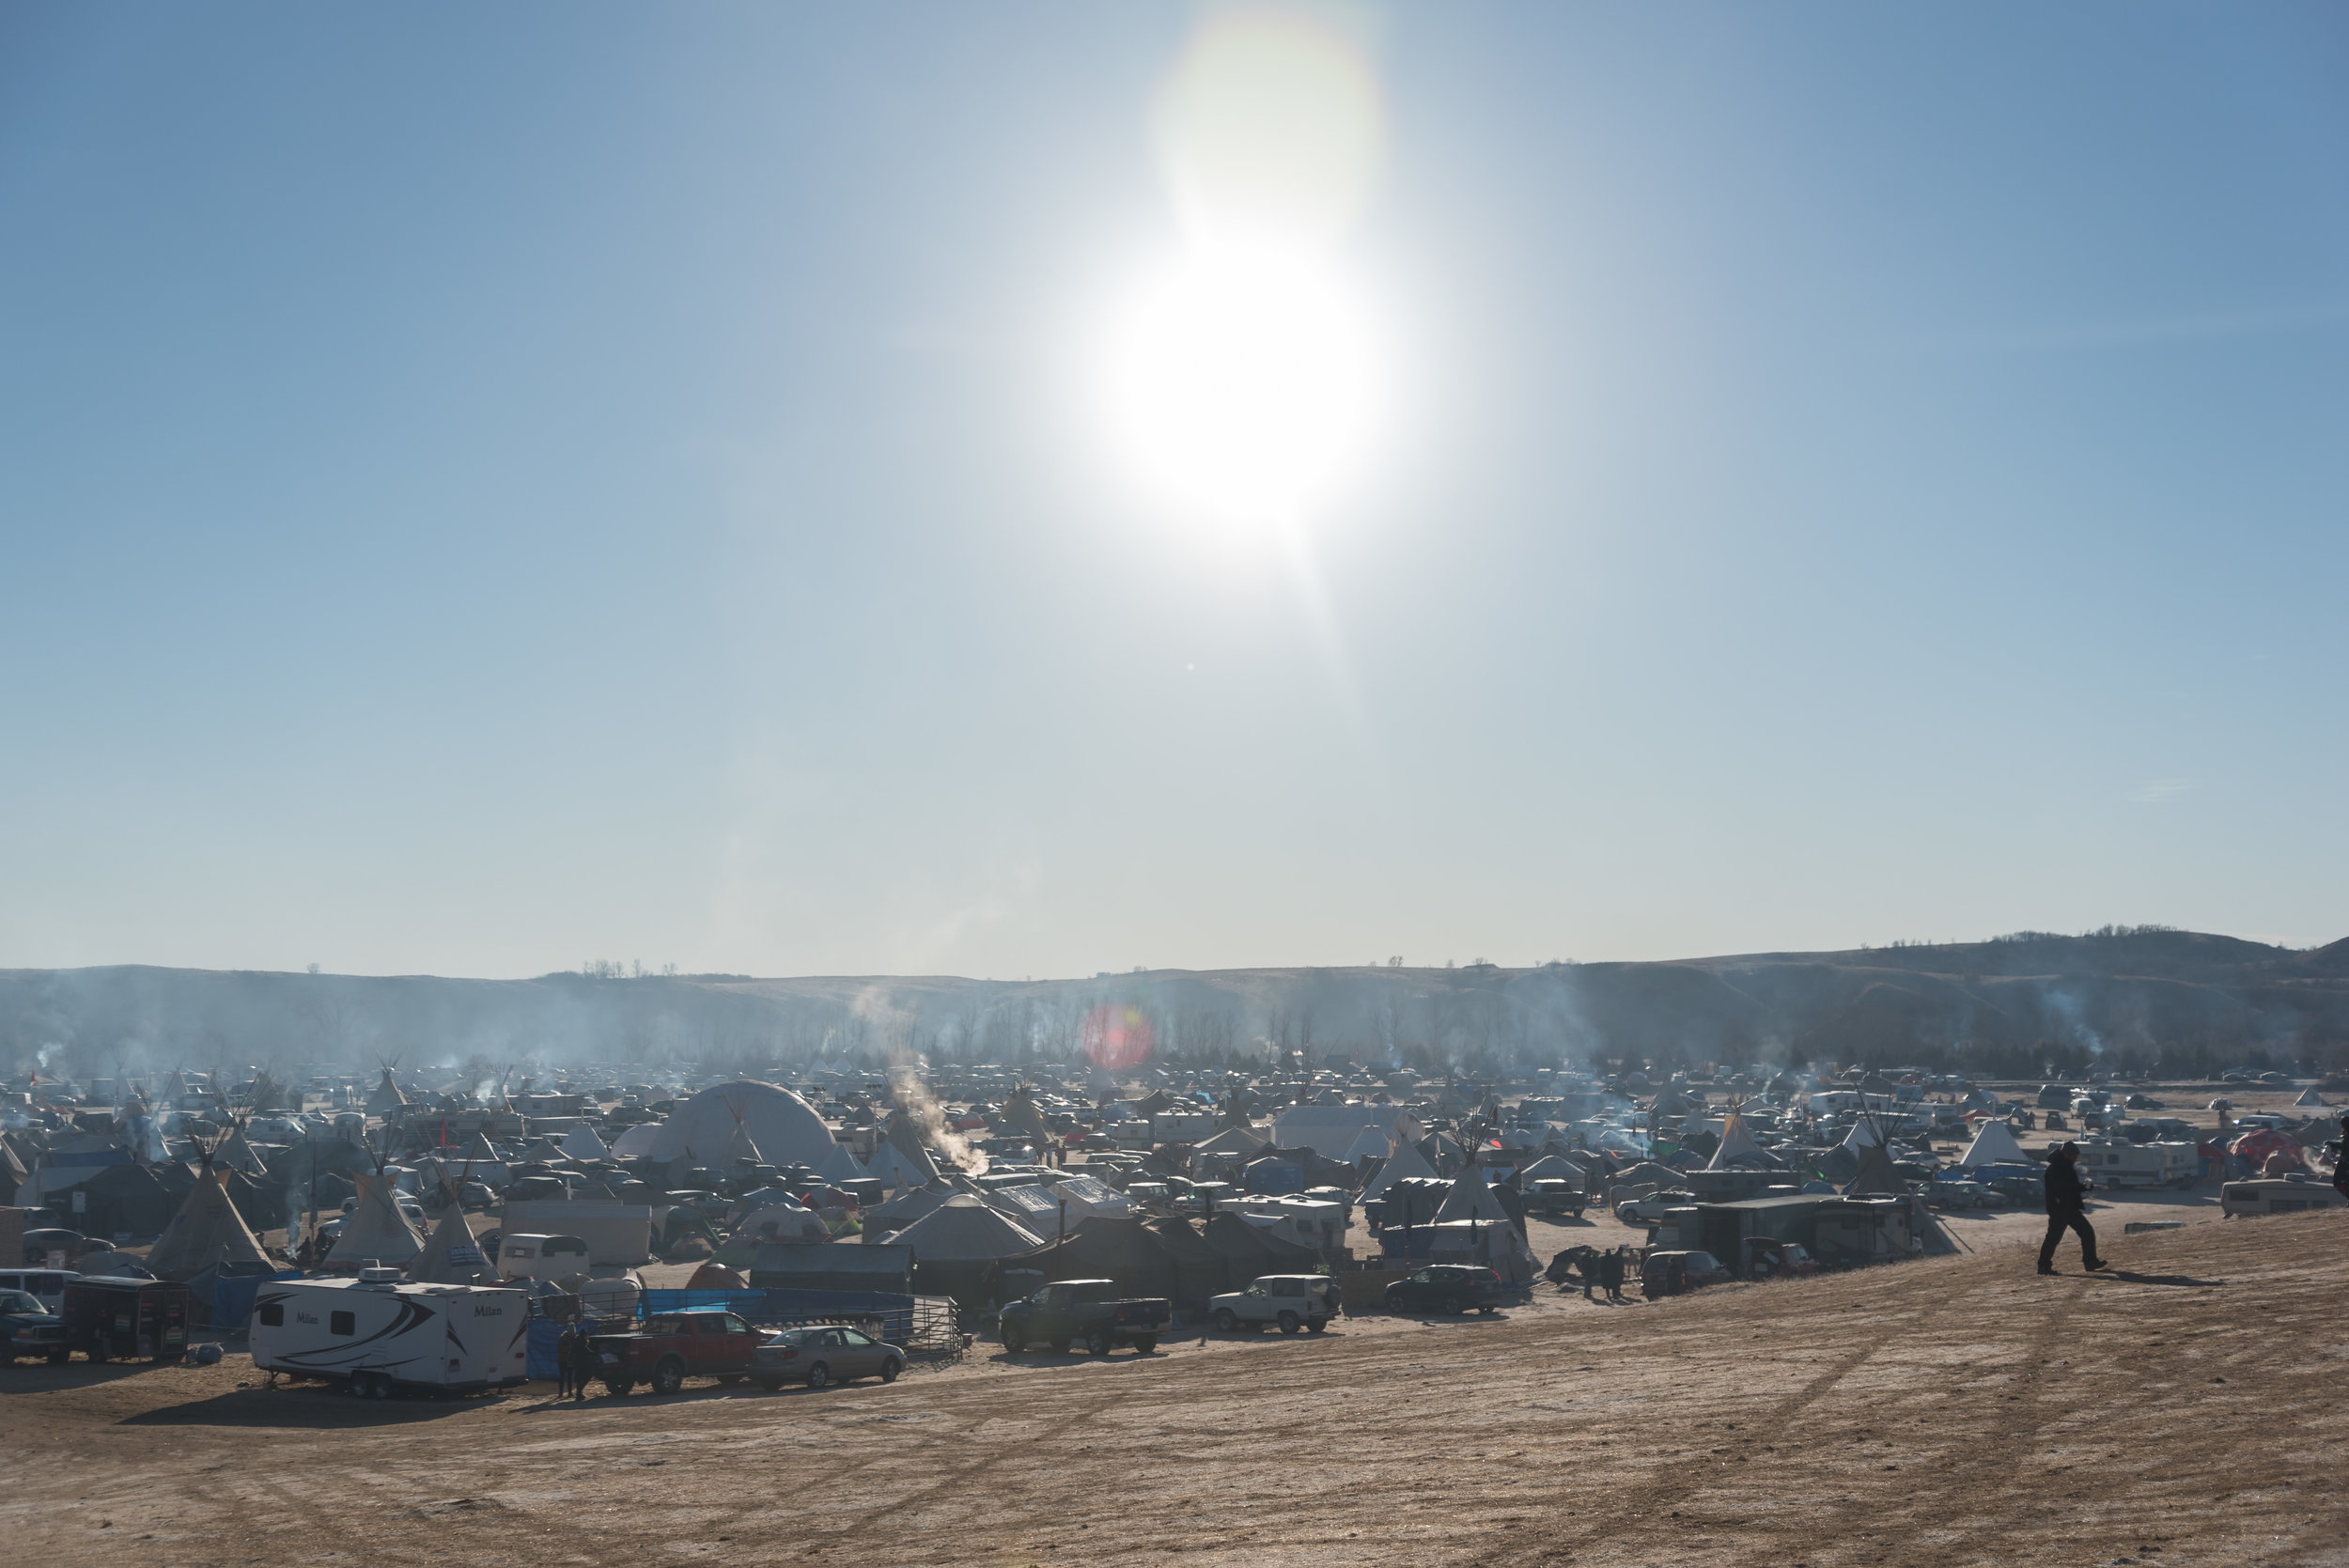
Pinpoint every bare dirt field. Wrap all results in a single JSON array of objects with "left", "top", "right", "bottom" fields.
[{"left": 9, "top": 1205, "right": 2349, "bottom": 1568}]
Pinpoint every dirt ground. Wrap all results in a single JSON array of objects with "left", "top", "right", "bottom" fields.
[{"left": 10, "top": 1203, "right": 2349, "bottom": 1568}]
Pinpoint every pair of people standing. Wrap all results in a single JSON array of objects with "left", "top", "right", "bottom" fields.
[{"left": 553, "top": 1323, "right": 595, "bottom": 1402}]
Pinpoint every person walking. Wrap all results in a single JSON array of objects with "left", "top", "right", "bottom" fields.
[
  {"left": 554, "top": 1323, "right": 575, "bottom": 1400},
  {"left": 2037, "top": 1141, "right": 2108, "bottom": 1275}
]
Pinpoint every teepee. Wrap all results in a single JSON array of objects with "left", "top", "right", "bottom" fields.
[
  {"left": 560, "top": 1124, "right": 612, "bottom": 1162},
  {"left": 1706, "top": 1106, "right": 1766, "bottom": 1170},
  {"left": 1341, "top": 1125, "right": 1393, "bottom": 1165},
  {"left": 366, "top": 1058, "right": 409, "bottom": 1115},
  {"left": 1843, "top": 1111, "right": 1905, "bottom": 1197},
  {"left": 1433, "top": 1166, "right": 1514, "bottom": 1225},
  {"left": 1361, "top": 1139, "right": 1439, "bottom": 1202},
  {"left": 326, "top": 1141, "right": 424, "bottom": 1268},
  {"left": 410, "top": 1165, "right": 492, "bottom": 1285},
  {"left": 145, "top": 1134, "right": 273, "bottom": 1281},
  {"left": 883, "top": 1110, "right": 941, "bottom": 1182},
  {"left": 1956, "top": 1119, "right": 2028, "bottom": 1170},
  {"left": 815, "top": 1139, "right": 865, "bottom": 1186}
]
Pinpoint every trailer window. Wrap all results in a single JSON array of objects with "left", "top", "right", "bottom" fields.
[
  {"left": 258, "top": 1303, "right": 284, "bottom": 1327},
  {"left": 331, "top": 1311, "right": 355, "bottom": 1335}
]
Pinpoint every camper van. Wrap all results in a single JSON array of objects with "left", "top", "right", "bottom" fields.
[
  {"left": 2072, "top": 1139, "right": 2201, "bottom": 1189},
  {"left": 496, "top": 1233, "right": 592, "bottom": 1282},
  {"left": 249, "top": 1270, "right": 529, "bottom": 1396},
  {"left": 2220, "top": 1175, "right": 2348, "bottom": 1219}
]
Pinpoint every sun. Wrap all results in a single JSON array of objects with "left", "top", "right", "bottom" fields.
[{"left": 1106, "top": 243, "right": 1378, "bottom": 531}]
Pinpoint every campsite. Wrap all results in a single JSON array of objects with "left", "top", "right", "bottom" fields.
[{"left": 5, "top": 1051, "right": 2344, "bottom": 1564}]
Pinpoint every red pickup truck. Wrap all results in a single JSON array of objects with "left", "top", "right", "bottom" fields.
[{"left": 590, "top": 1310, "right": 763, "bottom": 1395}]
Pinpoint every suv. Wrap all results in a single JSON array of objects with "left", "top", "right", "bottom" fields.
[
  {"left": 0, "top": 1289, "right": 69, "bottom": 1363},
  {"left": 1381, "top": 1265, "right": 1502, "bottom": 1316},
  {"left": 1641, "top": 1250, "right": 1734, "bottom": 1297},
  {"left": 1208, "top": 1275, "right": 1340, "bottom": 1335},
  {"left": 998, "top": 1280, "right": 1171, "bottom": 1357},
  {"left": 590, "top": 1311, "right": 762, "bottom": 1395}
]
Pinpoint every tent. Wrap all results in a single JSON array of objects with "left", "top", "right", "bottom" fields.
[
  {"left": 1017, "top": 1217, "right": 1187, "bottom": 1303},
  {"left": 1843, "top": 1139, "right": 1905, "bottom": 1198},
  {"left": 1517, "top": 1154, "right": 1582, "bottom": 1186},
  {"left": 647, "top": 1080, "right": 841, "bottom": 1169},
  {"left": 325, "top": 1168, "right": 424, "bottom": 1269},
  {"left": 864, "top": 1141, "right": 933, "bottom": 1190},
  {"left": 1842, "top": 1120, "right": 1887, "bottom": 1150},
  {"left": 1340, "top": 1125, "right": 1393, "bottom": 1165},
  {"left": 1706, "top": 1109, "right": 1768, "bottom": 1170},
  {"left": 145, "top": 1159, "right": 273, "bottom": 1281},
  {"left": 560, "top": 1125, "right": 612, "bottom": 1162},
  {"left": 1190, "top": 1125, "right": 1268, "bottom": 1159},
  {"left": 1268, "top": 1105, "right": 1424, "bottom": 1159},
  {"left": 1957, "top": 1120, "right": 2029, "bottom": 1169},
  {"left": 608, "top": 1122, "right": 662, "bottom": 1159},
  {"left": 815, "top": 1140, "right": 866, "bottom": 1186},
  {"left": 889, "top": 1195, "right": 1044, "bottom": 1264},
  {"left": 730, "top": 1204, "right": 830, "bottom": 1248},
  {"left": 880, "top": 1110, "right": 941, "bottom": 1183},
  {"left": 2295, "top": 1088, "right": 2326, "bottom": 1108},
  {"left": 213, "top": 1125, "right": 269, "bottom": 1177},
  {"left": 863, "top": 1178, "right": 960, "bottom": 1237},
  {"left": 1434, "top": 1167, "right": 1515, "bottom": 1226},
  {"left": 366, "top": 1068, "right": 408, "bottom": 1115},
  {"left": 1361, "top": 1140, "right": 1439, "bottom": 1202},
  {"left": 409, "top": 1203, "right": 492, "bottom": 1286}
]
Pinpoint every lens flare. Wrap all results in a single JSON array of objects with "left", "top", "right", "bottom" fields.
[{"left": 1081, "top": 1004, "right": 1156, "bottom": 1070}]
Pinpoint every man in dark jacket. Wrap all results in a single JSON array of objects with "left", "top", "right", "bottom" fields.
[
  {"left": 2037, "top": 1141, "right": 2107, "bottom": 1275},
  {"left": 2334, "top": 1115, "right": 2349, "bottom": 1203},
  {"left": 1599, "top": 1248, "right": 1626, "bottom": 1301}
]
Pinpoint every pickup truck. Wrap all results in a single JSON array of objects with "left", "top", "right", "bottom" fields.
[
  {"left": 998, "top": 1279, "right": 1170, "bottom": 1357},
  {"left": 591, "top": 1310, "right": 763, "bottom": 1395}
]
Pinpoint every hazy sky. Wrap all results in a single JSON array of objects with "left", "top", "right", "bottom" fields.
[{"left": 3, "top": 4, "right": 2344, "bottom": 979}]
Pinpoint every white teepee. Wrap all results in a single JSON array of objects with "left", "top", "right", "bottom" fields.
[
  {"left": 326, "top": 1146, "right": 424, "bottom": 1268},
  {"left": 560, "top": 1124, "right": 612, "bottom": 1162},
  {"left": 146, "top": 1151, "right": 272, "bottom": 1281},
  {"left": 1956, "top": 1118, "right": 2028, "bottom": 1169},
  {"left": 1361, "top": 1140, "right": 1439, "bottom": 1202},
  {"left": 1706, "top": 1107, "right": 1765, "bottom": 1170},
  {"left": 1434, "top": 1166, "right": 1514, "bottom": 1225}
]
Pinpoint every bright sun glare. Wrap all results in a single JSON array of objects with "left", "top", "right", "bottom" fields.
[
  {"left": 1105, "top": 7, "right": 1387, "bottom": 535},
  {"left": 1110, "top": 246, "right": 1376, "bottom": 528}
]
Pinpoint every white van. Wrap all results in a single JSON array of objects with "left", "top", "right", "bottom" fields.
[
  {"left": 2074, "top": 1139, "right": 2202, "bottom": 1189},
  {"left": 0, "top": 1269, "right": 72, "bottom": 1313},
  {"left": 496, "top": 1233, "right": 592, "bottom": 1282},
  {"left": 249, "top": 1270, "right": 529, "bottom": 1396}
]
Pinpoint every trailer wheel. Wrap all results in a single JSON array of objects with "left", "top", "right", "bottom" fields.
[
  {"left": 649, "top": 1358, "right": 685, "bottom": 1396},
  {"left": 368, "top": 1374, "right": 392, "bottom": 1400}
]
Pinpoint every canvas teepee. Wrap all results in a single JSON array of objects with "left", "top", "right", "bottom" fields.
[
  {"left": 1433, "top": 1165, "right": 1514, "bottom": 1225},
  {"left": 145, "top": 1133, "right": 273, "bottom": 1282},
  {"left": 1706, "top": 1105, "right": 1766, "bottom": 1170},
  {"left": 1843, "top": 1111, "right": 1905, "bottom": 1197},
  {"left": 815, "top": 1139, "right": 865, "bottom": 1186},
  {"left": 1361, "top": 1139, "right": 1439, "bottom": 1202},
  {"left": 409, "top": 1164, "right": 492, "bottom": 1285},
  {"left": 326, "top": 1141, "right": 424, "bottom": 1268},
  {"left": 366, "top": 1058, "right": 409, "bottom": 1115},
  {"left": 883, "top": 1110, "right": 941, "bottom": 1182},
  {"left": 1956, "top": 1118, "right": 2028, "bottom": 1169},
  {"left": 560, "top": 1123, "right": 612, "bottom": 1162}
]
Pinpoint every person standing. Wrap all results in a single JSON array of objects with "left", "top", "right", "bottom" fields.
[
  {"left": 1600, "top": 1248, "right": 1626, "bottom": 1302},
  {"left": 569, "top": 1324, "right": 593, "bottom": 1402},
  {"left": 2037, "top": 1141, "right": 2107, "bottom": 1275},
  {"left": 2334, "top": 1115, "right": 2349, "bottom": 1203},
  {"left": 553, "top": 1323, "right": 575, "bottom": 1400}
]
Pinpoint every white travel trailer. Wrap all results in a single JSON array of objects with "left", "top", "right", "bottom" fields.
[
  {"left": 2220, "top": 1175, "right": 2348, "bottom": 1219},
  {"left": 249, "top": 1270, "right": 529, "bottom": 1397},
  {"left": 2073, "top": 1139, "right": 2201, "bottom": 1189}
]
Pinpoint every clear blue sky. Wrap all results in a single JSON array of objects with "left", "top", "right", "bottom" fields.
[{"left": 3, "top": 3, "right": 2343, "bottom": 979}]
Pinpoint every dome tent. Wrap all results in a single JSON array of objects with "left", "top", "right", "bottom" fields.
[{"left": 648, "top": 1080, "right": 840, "bottom": 1170}]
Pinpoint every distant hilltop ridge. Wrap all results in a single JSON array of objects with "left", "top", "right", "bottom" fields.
[{"left": 5, "top": 927, "right": 2345, "bottom": 1080}]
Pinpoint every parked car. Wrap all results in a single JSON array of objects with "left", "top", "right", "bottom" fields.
[
  {"left": 1614, "top": 1190, "right": 1696, "bottom": 1225},
  {"left": 749, "top": 1325, "right": 905, "bottom": 1389},
  {"left": 1736, "top": 1238, "right": 1819, "bottom": 1281},
  {"left": 1641, "top": 1250, "right": 1734, "bottom": 1298},
  {"left": 591, "top": 1310, "right": 763, "bottom": 1395},
  {"left": 0, "top": 1288, "right": 70, "bottom": 1363},
  {"left": 998, "top": 1279, "right": 1171, "bottom": 1356},
  {"left": 1381, "top": 1264, "right": 1503, "bottom": 1316},
  {"left": 1208, "top": 1274, "right": 1341, "bottom": 1335}
]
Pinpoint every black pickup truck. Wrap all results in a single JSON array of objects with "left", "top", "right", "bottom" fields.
[{"left": 999, "top": 1279, "right": 1170, "bottom": 1357}]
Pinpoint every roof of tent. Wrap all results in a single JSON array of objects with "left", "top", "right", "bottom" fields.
[
  {"left": 883, "top": 1111, "right": 941, "bottom": 1182},
  {"left": 1340, "top": 1125, "right": 1394, "bottom": 1163},
  {"left": 1957, "top": 1119, "right": 2029, "bottom": 1168},
  {"left": 1517, "top": 1154, "right": 1581, "bottom": 1184},
  {"left": 560, "top": 1125, "right": 612, "bottom": 1161},
  {"left": 1191, "top": 1126, "right": 1268, "bottom": 1157},
  {"left": 863, "top": 1178, "right": 960, "bottom": 1234},
  {"left": 606, "top": 1123, "right": 661, "bottom": 1159},
  {"left": 647, "top": 1079, "right": 839, "bottom": 1169},
  {"left": 1268, "top": 1105, "right": 1424, "bottom": 1158},
  {"left": 1434, "top": 1168, "right": 1515, "bottom": 1225},
  {"left": 864, "top": 1142, "right": 931, "bottom": 1189},
  {"left": 366, "top": 1070, "right": 408, "bottom": 1113},
  {"left": 2295, "top": 1088, "right": 2326, "bottom": 1107},
  {"left": 1361, "top": 1140, "right": 1439, "bottom": 1201},
  {"left": 1843, "top": 1139, "right": 1905, "bottom": 1198},
  {"left": 889, "top": 1195, "right": 1044, "bottom": 1263}
]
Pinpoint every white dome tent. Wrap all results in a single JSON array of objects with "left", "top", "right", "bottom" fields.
[{"left": 649, "top": 1080, "right": 840, "bottom": 1170}]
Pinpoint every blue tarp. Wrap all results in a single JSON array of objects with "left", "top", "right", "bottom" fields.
[
  {"left": 527, "top": 1318, "right": 567, "bottom": 1379},
  {"left": 210, "top": 1269, "right": 301, "bottom": 1330},
  {"left": 639, "top": 1287, "right": 919, "bottom": 1341}
]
